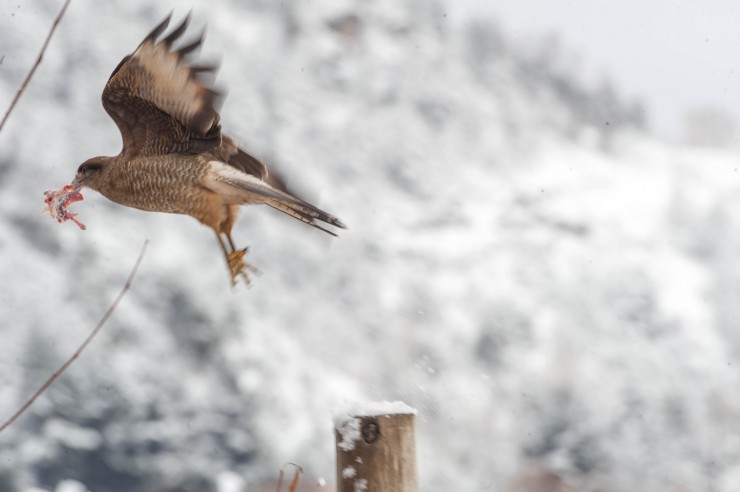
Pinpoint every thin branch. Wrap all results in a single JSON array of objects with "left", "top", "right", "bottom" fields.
[
  {"left": 0, "top": 239, "right": 149, "bottom": 434},
  {"left": 0, "top": 0, "right": 72, "bottom": 133}
]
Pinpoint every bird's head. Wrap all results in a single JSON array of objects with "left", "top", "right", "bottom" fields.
[{"left": 72, "top": 157, "right": 108, "bottom": 190}]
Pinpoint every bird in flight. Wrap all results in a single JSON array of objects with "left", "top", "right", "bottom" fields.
[{"left": 46, "top": 14, "right": 345, "bottom": 285}]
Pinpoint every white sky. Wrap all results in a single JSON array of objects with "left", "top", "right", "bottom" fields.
[{"left": 453, "top": 0, "right": 740, "bottom": 145}]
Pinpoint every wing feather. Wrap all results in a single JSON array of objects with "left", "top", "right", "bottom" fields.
[
  {"left": 205, "top": 161, "right": 347, "bottom": 234},
  {"left": 212, "top": 135, "right": 289, "bottom": 192},
  {"left": 102, "top": 14, "right": 222, "bottom": 157}
]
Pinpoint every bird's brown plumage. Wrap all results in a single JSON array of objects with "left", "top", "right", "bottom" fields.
[{"left": 72, "top": 14, "right": 345, "bottom": 284}]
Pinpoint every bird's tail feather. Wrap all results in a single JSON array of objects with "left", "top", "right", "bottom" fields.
[
  {"left": 266, "top": 200, "right": 340, "bottom": 236},
  {"left": 218, "top": 173, "right": 346, "bottom": 235}
]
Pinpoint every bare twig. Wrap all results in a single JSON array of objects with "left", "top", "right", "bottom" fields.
[
  {"left": 0, "top": 239, "right": 149, "bottom": 434},
  {"left": 0, "top": 0, "right": 72, "bottom": 133},
  {"left": 276, "top": 463, "right": 303, "bottom": 492}
]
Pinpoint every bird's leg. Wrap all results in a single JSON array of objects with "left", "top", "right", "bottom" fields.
[
  {"left": 215, "top": 232, "right": 256, "bottom": 286},
  {"left": 214, "top": 232, "right": 245, "bottom": 286}
]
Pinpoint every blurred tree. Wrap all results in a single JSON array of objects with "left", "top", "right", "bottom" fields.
[{"left": 683, "top": 106, "right": 737, "bottom": 148}]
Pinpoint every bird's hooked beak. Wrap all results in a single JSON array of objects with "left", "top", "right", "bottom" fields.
[{"left": 71, "top": 174, "right": 85, "bottom": 190}]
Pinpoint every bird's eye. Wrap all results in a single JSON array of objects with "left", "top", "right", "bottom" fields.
[{"left": 78, "top": 163, "right": 102, "bottom": 173}]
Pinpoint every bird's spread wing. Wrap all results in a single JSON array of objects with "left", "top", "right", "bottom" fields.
[{"left": 102, "top": 14, "right": 222, "bottom": 157}]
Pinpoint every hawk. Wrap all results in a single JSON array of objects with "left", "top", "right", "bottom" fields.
[{"left": 67, "top": 14, "right": 345, "bottom": 284}]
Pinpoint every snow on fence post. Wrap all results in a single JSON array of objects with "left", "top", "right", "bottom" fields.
[{"left": 334, "top": 401, "right": 418, "bottom": 492}]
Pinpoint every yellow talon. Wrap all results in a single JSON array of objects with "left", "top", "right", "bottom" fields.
[{"left": 227, "top": 247, "right": 258, "bottom": 285}]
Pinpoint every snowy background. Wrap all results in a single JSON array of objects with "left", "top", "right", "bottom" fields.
[
  {"left": 462, "top": 0, "right": 740, "bottom": 148},
  {"left": 2, "top": 0, "right": 740, "bottom": 491}
]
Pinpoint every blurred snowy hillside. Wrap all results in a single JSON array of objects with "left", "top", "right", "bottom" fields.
[{"left": 2, "top": 1, "right": 740, "bottom": 491}]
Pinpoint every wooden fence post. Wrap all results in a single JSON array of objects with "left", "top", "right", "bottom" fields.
[{"left": 334, "top": 402, "right": 418, "bottom": 492}]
